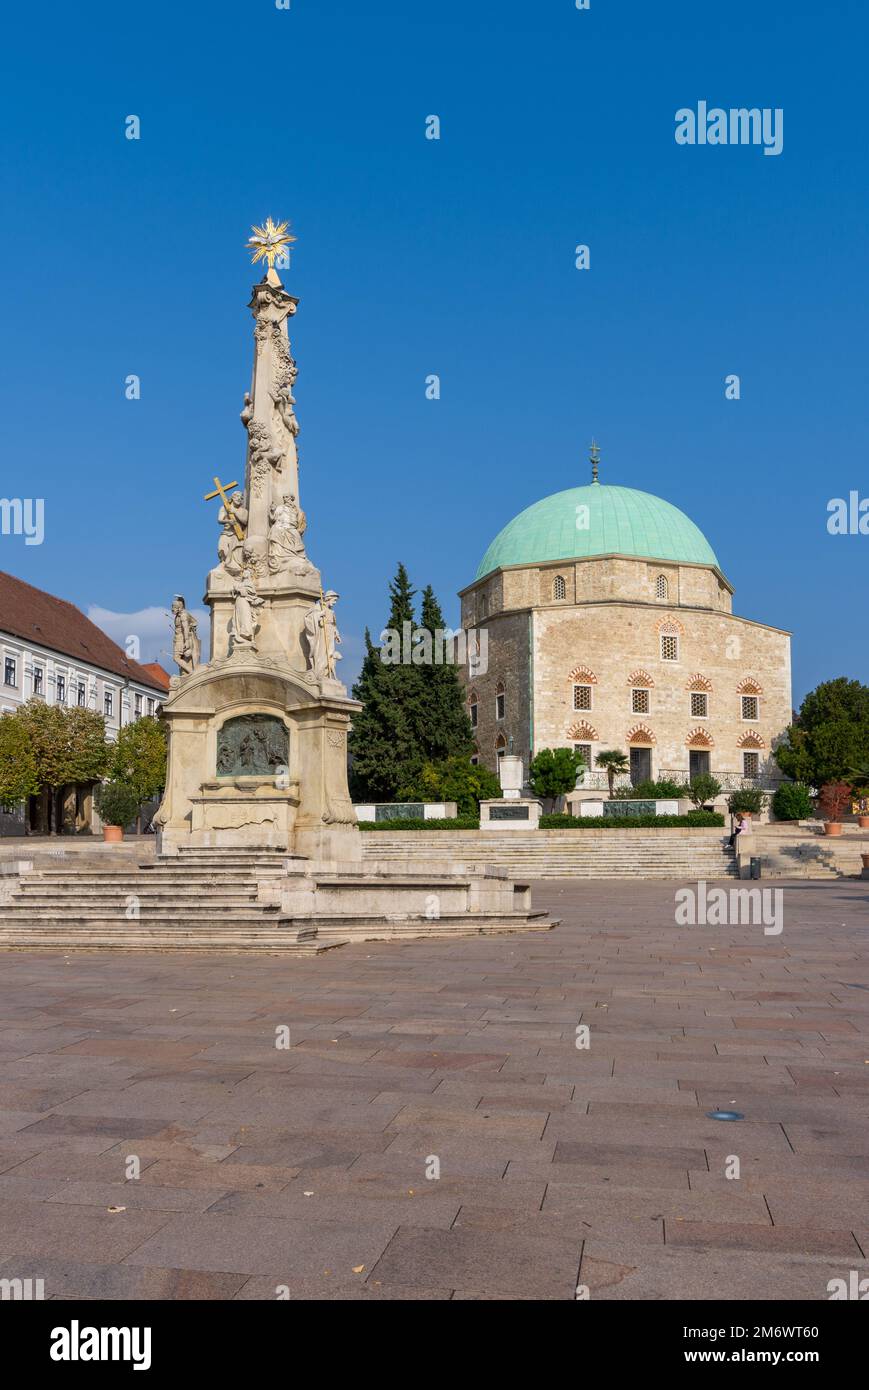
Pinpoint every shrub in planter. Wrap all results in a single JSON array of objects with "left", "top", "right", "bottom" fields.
[
  {"left": 689, "top": 773, "right": 722, "bottom": 809},
  {"left": 727, "top": 786, "right": 767, "bottom": 816},
  {"left": 96, "top": 780, "right": 141, "bottom": 835},
  {"left": 771, "top": 782, "right": 813, "bottom": 821},
  {"left": 817, "top": 781, "right": 851, "bottom": 834}
]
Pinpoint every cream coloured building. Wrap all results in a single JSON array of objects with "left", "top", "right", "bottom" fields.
[{"left": 458, "top": 467, "right": 791, "bottom": 794}]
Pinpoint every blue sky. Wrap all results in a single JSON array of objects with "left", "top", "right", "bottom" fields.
[{"left": 0, "top": 0, "right": 865, "bottom": 702}]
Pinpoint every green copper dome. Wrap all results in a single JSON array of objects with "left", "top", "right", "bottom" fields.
[{"left": 475, "top": 483, "right": 719, "bottom": 580}]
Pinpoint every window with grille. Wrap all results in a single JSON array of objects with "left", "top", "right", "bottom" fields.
[
  {"left": 741, "top": 695, "right": 759, "bottom": 720},
  {"left": 743, "top": 751, "right": 760, "bottom": 778},
  {"left": 3, "top": 657, "right": 15, "bottom": 687},
  {"left": 135, "top": 693, "right": 143, "bottom": 716},
  {"left": 660, "top": 633, "right": 679, "bottom": 661},
  {"left": 574, "top": 743, "right": 591, "bottom": 769},
  {"left": 553, "top": 575, "right": 566, "bottom": 601},
  {"left": 631, "top": 687, "right": 650, "bottom": 714},
  {"left": 33, "top": 667, "right": 44, "bottom": 695},
  {"left": 77, "top": 682, "right": 86, "bottom": 707},
  {"left": 57, "top": 674, "right": 66, "bottom": 703},
  {"left": 690, "top": 691, "right": 708, "bottom": 718},
  {"left": 573, "top": 684, "right": 592, "bottom": 711},
  {"left": 104, "top": 690, "right": 114, "bottom": 717},
  {"left": 147, "top": 698, "right": 155, "bottom": 715},
  {"left": 655, "top": 575, "right": 669, "bottom": 600}
]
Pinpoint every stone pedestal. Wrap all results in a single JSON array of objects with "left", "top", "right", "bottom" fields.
[
  {"left": 155, "top": 658, "right": 361, "bottom": 860},
  {"left": 480, "top": 798, "right": 542, "bottom": 830}
]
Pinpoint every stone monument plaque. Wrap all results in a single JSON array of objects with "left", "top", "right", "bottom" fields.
[
  {"left": 490, "top": 804, "right": 530, "bottom": 821},
  {"left": 216, "top": 714, "right": 289, "bottom": 777}
]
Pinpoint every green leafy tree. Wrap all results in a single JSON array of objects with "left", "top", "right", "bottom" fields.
[
  {"left": 109, "top": 716, "right": 168, "bottom": 831},
  {"left": 0, "top": 712, "right": 39, "bottom": 808},
  {"left": 595, "top": 748, "right": 629, "bottom": 796},
  {"left": 529, "top": 747, "right": 585, "bottom": 806},
  {"left": 775, "top": 678, "right": 869, "bottom": 789},
  {"left": 15, "top": 700, "right": 109, "bottom": 833},
  {"left": 349, "top": 564, "right": 473, "bottom": 802},
  {"left": 398, "top": 756, "right": 501, "bottom": 817},
  {"left": 688, "top": 772, "right": 722, "bottom": 808},
  {"left": 771, "top": 782, "right": 813, "bottom": 821}
]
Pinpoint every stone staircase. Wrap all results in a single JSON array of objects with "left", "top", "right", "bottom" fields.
[
  {"left": 361, "top": 829, "right": 739, "bottom": 879},
  {"left": 0, "top": 847, "right": 323, "bottom": 954},
  {"left": 0, "top": 845, "right": 553, "bottom": 954}
]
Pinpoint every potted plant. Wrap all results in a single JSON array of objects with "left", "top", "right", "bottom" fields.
[
  {"left": 817, "top": 781, "right": 851, "bottom": 837},
  {"left": 96, "top": 780, "right": 140, "bottom": 843}
]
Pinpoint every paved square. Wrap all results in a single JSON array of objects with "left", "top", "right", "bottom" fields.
[{"left": 0, "top": 879, "right": 866, "bottom": 1300}]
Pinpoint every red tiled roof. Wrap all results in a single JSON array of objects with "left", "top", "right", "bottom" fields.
[
  {"left": 0, "top": 570, "right": 168, "bottom": 693},
  {"left": 140, "top": 662, "right": 172, "bottom": 692}
]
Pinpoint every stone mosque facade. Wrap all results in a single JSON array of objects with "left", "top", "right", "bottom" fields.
[{"left": 458, "top": 466, "right": 791, "bottom": 794}]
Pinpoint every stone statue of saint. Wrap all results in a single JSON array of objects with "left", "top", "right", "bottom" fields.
[
  {"left": 271, "top": 384, "right": 299, "bottom": 437},
  {"left": 218, "top": 492, "right": 248, "bottom": 575},
  {"left": 230, "top": 568, "right": 264, "bottom": 654},
  {"left": 171, "top": 596, "right": 201, "bottom": 675},
  {"left": 240, "top": 391, "right": 253, "bottom": 428},
  {"left": 267, "top": 493, "right": 307, "bottom": 574},
  {"left": 304, "top": 590, "right": 341, "bottom": 679}
]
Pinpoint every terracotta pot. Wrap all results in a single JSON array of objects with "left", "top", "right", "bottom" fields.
[
  {"left": 858, "top": 816, "right": 869, "bottom": 829},
  {"left": 823, "top": 822, "right": 843, "bottom": 837},
  {"left": 102, "top": 825, "right": 124, "bottom": 843}
]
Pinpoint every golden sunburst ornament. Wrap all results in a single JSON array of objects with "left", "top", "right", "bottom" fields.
[{"left": 246, "top": 217, "right": 296, "bottom": 271}]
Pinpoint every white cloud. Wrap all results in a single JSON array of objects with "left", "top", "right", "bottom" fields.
[{"left": 87, "top": 604, "right": 211, "bottom": 668}]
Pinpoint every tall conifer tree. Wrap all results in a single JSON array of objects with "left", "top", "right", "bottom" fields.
[{"left": 348, "top": 565, "right": 475, "bottom": 801}]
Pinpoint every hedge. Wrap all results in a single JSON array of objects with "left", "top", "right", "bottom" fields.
[
  {"left": 357, "top": 817, "right": 481, "bottom": 831},
  {"left": 539, "top": 812, "right": 725, "bottom": 829},
  {"left": 357, "top": 812, "right": 724, "bottom": 831}
]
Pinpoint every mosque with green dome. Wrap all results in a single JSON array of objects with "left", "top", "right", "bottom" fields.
[{"left": 459, "top": 447, "right": 791, "bottom": 794}]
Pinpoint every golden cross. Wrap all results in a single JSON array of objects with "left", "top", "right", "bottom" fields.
[{"left": 204, "top": 476, "right": 244, "bottom": 540}]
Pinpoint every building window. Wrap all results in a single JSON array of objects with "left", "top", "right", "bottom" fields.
[
  {"left": 77, "top": 682, "right": 86, "bottom": 707},
  {"left": 104, "top": 690, "right": 114, "bottom": 718},
  {"left": 469, "top": 697, "right": 478, "bottom": 728},
  {"left": 689, "top": 749, "right": 711, "bottom": 779},
  {"left": 135, "top": 693, "right": 143, "bottom": 717},
  {"left": 3, "top": 657, "right": 15, "bottom": 688},
  {"left": 660, "top": 633, "right": 679, "bottom": 662},
  {"left": 573, "top": 684, "right": 592, "bottom": 711},
  {"left": 574, "top": 742, "right": 592, "bottom": 780},
  {"left": 690, "top": 691, "right": 708, "bottom": 718},
  {"left": 33, "top": 667, "right": 44, "bottom": 696},
  {"left": 553, "top": 575, "right": 566, "bottom": 601},
  {"left": 495, "top": 686, "right": 505, "bottom": 721},
  {"left": 56, "top": 674, "right": 66, "bottom": 704},
  {"left": 743, "top": 751, "right": 760, "bottom": 778},
  {"left": 655, "top": 575, "right": 669, "bottom": 601},
  {"left": 741, "top": 695, "right": 759, "bottom": 721},
  {"left": 147, "top": 697, "right": 155, "bottom": 715},
  {"left": 631, "top": 688, "right": 650, "bottom": 715}
]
